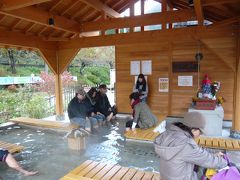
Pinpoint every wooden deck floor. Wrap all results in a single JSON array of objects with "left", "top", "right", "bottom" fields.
[
  {"left": 0, "top": 141, "right": 24, "bottom": 154},
  {"left": 10, "top": 117, "right": 74, "bottom": 130},
  {"left": 60, "top": 160, "right": 160, "bottom": 180},
  {"left": 195, "top": 137, "right": 240, "bottom": 151},
  {"left": 124, "top": 115, "right": 166, "bottom": 142}
]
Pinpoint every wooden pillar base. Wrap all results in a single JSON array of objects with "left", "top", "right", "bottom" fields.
[
  {"left": 56, "top": 114, "right": 65, "bottom": 121},
  {"left": 230, "top": 130, "right": 240, "bottom": 139}
]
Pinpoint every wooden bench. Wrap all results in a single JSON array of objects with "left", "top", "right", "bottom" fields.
[
  {"left": 60, "top": 160, "right": 160, "bottom": 180},
  {"left": 195, "top": 137, "right": 240, "bottom": 151},
  {"left": 124, "top": 114, "right": 166, "bottom": 142},
  {"left": 10, "top": 117, "right": 78, "bottom": 131},
  {"left": 0, "top": 141, "right": 24, "bottom": 154}
]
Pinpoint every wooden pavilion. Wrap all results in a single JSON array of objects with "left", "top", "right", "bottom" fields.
[{"left": 0, "top": 0, "right": 239, "bottom": 138}]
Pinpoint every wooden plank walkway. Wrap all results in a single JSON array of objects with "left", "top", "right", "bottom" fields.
[
  {"left": 60, "top": 160, "right": 160, "bottom": 180},
  {"left": 124, "top": 115, "right": 166, "bottom": 142},
  {"left": 10, "top": 117, "right": 77, "bottom": 131},
  {"left": 195, "top": 137, "right": 240, "bottom": 151},
  {"left": 0, "top": 141, "right": 24, "bottom": 154}
]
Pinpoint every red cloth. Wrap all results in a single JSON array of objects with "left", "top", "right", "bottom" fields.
[
  {"left": 202, "top": 74, "right": 211, "bottom": 84},
  {"left": 131, "top": 99, "right": 140, "bottom": 118}
]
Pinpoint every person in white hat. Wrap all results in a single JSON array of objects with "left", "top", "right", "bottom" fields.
[{"left": 154, "top": 112, "right": 227, "bottom": 180}]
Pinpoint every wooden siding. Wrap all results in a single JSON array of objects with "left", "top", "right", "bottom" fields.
[{"left": 116, "top": 37, "right": 236, "bottom": 120}]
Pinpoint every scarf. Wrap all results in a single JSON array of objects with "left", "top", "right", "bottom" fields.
[{"left": 131, "top": 99, "right": 140, "bottom": 118}]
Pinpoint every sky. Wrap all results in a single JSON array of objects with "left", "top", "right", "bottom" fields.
[{"left": 121, "top": 0, "right": 162, "bottom": 17}]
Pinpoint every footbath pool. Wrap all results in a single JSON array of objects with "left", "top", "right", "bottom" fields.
[{"left": 0, "top": 120, "right": 160, "bottom": 180}]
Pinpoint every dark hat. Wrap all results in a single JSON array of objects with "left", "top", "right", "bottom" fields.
[
  {"left": 182, "top": 112, "right": 206, "bottom": 134},
  {"left": 129, "top": 92, "right": 140, "bottom": 100},
  {"left": 99, "top": 84, "right": 107, "bottom": 89}
]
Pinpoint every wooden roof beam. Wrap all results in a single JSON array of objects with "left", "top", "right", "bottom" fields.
[
  {"left": 194, "top": 0, "right": 204, "bottom": 26},
  {"left": 0, "top": 0, "right": 52, "bottom": 11},
  {"left": 49, "top": 0, "right": 64, "bottom": 12},
  {"left": 202, "top": 0, "right": 240, "bottom": 6},
  {"left": 0, "top": 6, "right": 80, "bottom": 34},
  {"left": 60, "top": 0, "right": 79, "bottom": 16},
  {"left": 0, "top": 28, "right": 57, "bottom": 50},
  {"left": 208, "top": 16, "right": 240, "bottom": 29},
  {"left": 79, "top": 0, "right": 121, "bottom": 18},
  {"left": 81, "top": 9, "right": 195, "bottom": 33},
  {"left": 10, "top": 19, "right": 22, "bottom": 30},
  {"left": 155, "top": 0, "right": 174, "bottom": 9},
  {"left": 59, "top": 26, "right": 236, "bottom": 49}
]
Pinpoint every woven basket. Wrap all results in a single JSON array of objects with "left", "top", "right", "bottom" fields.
[{"left": 67, "top": 136, "right": 85, "bottom": 150}]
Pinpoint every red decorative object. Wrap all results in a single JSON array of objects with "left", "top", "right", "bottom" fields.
[{"left": 195, "top": 99, "right": 216, "bottom": 110}]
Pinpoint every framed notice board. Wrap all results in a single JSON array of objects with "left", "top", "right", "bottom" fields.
[{"left": 172, "top": 61, "right": 198, "bottom": 72}]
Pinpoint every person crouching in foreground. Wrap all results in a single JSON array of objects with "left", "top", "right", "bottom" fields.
[
  {"left": 154, "top": 112, "right": 227, "bottom": 180},
  {"left": 126, "top": 92, "right": 157, "bottom": 131}
]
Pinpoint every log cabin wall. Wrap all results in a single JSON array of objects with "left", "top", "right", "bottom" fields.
[{"left": 116, "top": 37, "right": 236, "bottom": 120}]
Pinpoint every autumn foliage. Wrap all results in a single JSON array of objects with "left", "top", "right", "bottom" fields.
[{"left": 33, "top": 71, "right": 75, "bottom": 95}]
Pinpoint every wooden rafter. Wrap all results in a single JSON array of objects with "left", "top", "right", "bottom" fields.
[
  {"left": 204, "top": 10, "right": 223, "bottom": 22},
  {"left": 70, "top": 5, "right": 89, "bottom": 20},
  {"left": 0, "top": 28, "right": 57, "bottom": 49},
  {"left": 82, "top": 10, "right": 98, "bottom": 22},
  {"left": 117, "top": 1, "right": 131, "bottom": 13},
  {"left": 202, "top": 0, "right": 240, "bottom": 6},
  {"left": 49, "top": 0, "right": 64, "bottom": 12},
  {"left": 155, "top": 0, "right": 174, "bottom": 9},
  {"left": 194, "top": 0, "right": 204, "bottom": 26},
  {"left": 0, "top": 6, "right": 80, "bottom": 34},
  {"left": 81, "top": 9, "right": 195, "bottom": 33},
  {"left": 208, "top": 16, "right": 240, "bottom": 29},
  {"left": 37, "top": 26, "right": 48, "bottom": 36},
  {"left": 0, "top": 0, "right": 52, "bottom": 11},
  {"left": 0, "top": 14, "right": 5, "bottom": 22},
  {"left": 206, "top": 6, "right": 235, "bottom": 19},
  {"left": 216, "top": 5, "right": 236, "bottom": 17},
  {"left": 10, "top": 19, "right": 22, "bottom": 30},
  {"left": 60, "top": 0, "right": 79, "bottom": 16},
  {"left": 24, "top": 23, "right": 35, "bottom": 34},
  {"left": 59, "top": 26, "right": 235, "bottom": 49},
  {"left": 79, "top": 0, "right": 121, "bottom": 18},
  {"left": 111, "top": 0, "right": 125, "bottom": 9},
  {"left": 201, "top": 39, "right": 235, "bottom": 71}
]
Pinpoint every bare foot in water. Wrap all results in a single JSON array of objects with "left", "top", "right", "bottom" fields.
[{"left": 23, "top": 170, "right": 39, "bottom": 176}]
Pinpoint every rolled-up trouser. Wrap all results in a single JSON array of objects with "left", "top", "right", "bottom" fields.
[
  {"left": 70, "top": 117, "right": 89, "bottom": 129},
  {"left": 0, "top": 149, "right": 9, "bottom": 162},
  {"left": 93, "top": 114, "right": 105, "bottom": 123},
  {"left": 89, "top": 117, "right": 98, "bottom": 129}
]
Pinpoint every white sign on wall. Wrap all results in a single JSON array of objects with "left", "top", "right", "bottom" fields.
[
  {"left": 130, "top": 61, "right": 140, "bottom": 75},
  {"left": 178, "top": 76, "right": 193, "bottom": 86},
  {"left": 141, "top": 60, "right": 152, "bottom": 75}
]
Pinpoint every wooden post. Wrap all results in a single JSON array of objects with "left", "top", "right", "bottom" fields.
[
  {"left": 231, "top": 30, "right": 240, "bottom": 138},
  {"left": 168, "top": 42, "right": 173, "bottom": 115},
  {"left": 130, "top": 0, "right": 134, "bottom": 33},
  {"left": 39, "top": 47, "right": 79, "bottom": 120},
  {"left": 55, "top": 73, "right": 64, "bottom": 120},
  {"left": 162, "top": 0, "right": 167, "bottom": 30},
  {"left": 141, "top": 0, "right": 145, "bottom": 31}
]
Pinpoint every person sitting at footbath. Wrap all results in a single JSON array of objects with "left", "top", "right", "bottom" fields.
[
  {"left": 126, "top": 92, "right": 158, "bottom": 131},
  {"left": 67, "top": 88, "right": 98, "bottom": 133}
]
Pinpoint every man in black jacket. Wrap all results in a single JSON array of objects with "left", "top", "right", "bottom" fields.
[
  {"left": 67, "top": 88, "right": 97, "bottom": 132},
  {"left": 95, "top": 84, "right": 115, "bottom": 124}
]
